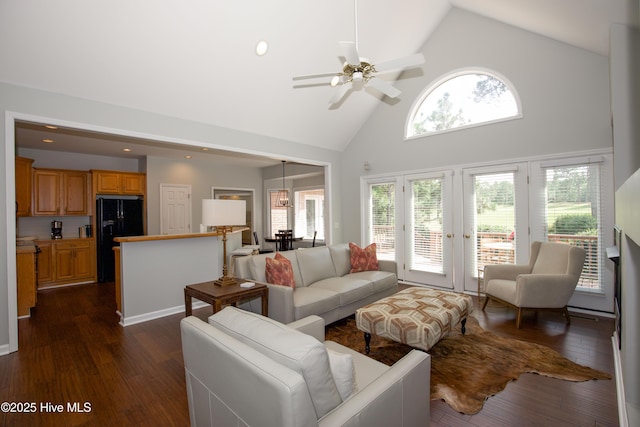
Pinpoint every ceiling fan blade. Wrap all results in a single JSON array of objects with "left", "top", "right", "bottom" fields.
[
  {"left": 367, "top": 78, "right": 401, "bottom": 98},
  {"left": 339, "top": 41, "right": 361, "bottom": 66},
  {"left": 292, "top": 72, "right": 339, "bottom": 81},
  {"left": 374, "top": 53, "right": 425, "bottom": 74},
  {"left": 329, "top": 84, "right": 351, "bottom": 105}
]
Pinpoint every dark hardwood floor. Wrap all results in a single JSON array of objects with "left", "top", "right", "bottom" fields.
[
  {"left": 431, "top": 299, "right": 618, "bottom": 427},
  {"left": 0, "top": 283, "right": 618, "bottom": 426}
]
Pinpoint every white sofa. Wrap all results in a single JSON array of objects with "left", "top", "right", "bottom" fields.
[
  {"left": 181, "top": 307, "right": 431, "bottom": 427},
  {"left": 235, "top": 243, "right": 398, "bottom": 324}
]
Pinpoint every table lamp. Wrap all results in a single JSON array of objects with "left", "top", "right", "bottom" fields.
[{"left": 202, "top": 199, "right": 246, "bottom": 286}]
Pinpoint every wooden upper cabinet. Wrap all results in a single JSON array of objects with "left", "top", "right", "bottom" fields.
[
  {"left": 33, "top": 169, "right": 61, "bottom": 216},
  {"left": 15, "top": 156, "right": 34, "bottom": 216},
  {"left": 33, "top": 169, "right": 90, "bottom": 216},
  {"left": 121, "top": 173, "right": 145, "bottom": 194},
  {"left": 62, "top": 171, "right": 90, "bottom": 215},
  {"left": 93, "top": 170, "right": 145, "bottom": 195}
]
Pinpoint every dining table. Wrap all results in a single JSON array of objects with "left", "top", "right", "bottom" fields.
[{"left": 264, "top": 235, "right": 303, "bottom": 251}]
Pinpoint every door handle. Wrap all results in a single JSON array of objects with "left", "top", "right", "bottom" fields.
[
  {"left": 464, "top": 234, "right": 471, "bottom": 239},
  {"left": 446, "top": 233, "right": 453, "bottom": 238}
]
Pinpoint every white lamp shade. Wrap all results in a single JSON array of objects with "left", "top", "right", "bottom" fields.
[{"left": 202, "top": 199, "right": 246, "bottom": 227}]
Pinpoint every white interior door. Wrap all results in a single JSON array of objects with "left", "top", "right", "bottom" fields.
[
  {"left": 160, "top": 184, "right": 192, "bottom": 235},
  {"left": 403, "top": 172, "right": 454, "bottom": 288}
]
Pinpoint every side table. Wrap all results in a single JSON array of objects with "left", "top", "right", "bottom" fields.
[{"left": 184, "top": 280, "right": 268, "bottom": 317}]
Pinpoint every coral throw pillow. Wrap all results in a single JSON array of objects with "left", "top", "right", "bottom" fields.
[
  {"left": 265, "top": 252, "right": 295, "bottom": 288},
  {"left": 349, "top": 242, "right": 379, "bottom": 273}
]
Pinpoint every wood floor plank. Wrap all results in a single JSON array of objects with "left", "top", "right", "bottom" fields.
[{"left": 0, "top": 282, "right": 618, "bottom": 426}]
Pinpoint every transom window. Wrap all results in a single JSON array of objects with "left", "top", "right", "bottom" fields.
[{"left": 407, "top": 70, "right": 520, "bottom": 138}]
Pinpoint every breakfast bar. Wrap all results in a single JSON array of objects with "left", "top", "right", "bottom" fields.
[{"left": 113, "top": 228, "right": 246, "bottom": 326}]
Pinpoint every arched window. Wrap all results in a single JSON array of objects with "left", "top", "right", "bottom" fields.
[{"left": 406, "top": 69, "right": 521, "bottom": 138}]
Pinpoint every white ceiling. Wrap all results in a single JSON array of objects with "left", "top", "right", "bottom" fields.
[{"left": 1, "top": 0, "right": 637, "bottom": 162}]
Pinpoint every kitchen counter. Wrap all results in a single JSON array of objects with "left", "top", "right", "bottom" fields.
[
  {"left": 114, "top": 227, "right": 248, "bottom": 243},
  {"left": 16, "top": 242, "right": 37, "bottom": 253}
]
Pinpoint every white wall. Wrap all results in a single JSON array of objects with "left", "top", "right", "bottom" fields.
[
  {"left": 340, "top": 8, "right": 612, "bottom": 243},
  {"left": 145, "top": 155, "right": 265, "bottom": 235}
]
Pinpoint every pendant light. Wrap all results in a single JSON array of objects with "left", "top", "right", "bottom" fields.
[{"left": 276, "top": 160, "right": 293, "bottom": 208}]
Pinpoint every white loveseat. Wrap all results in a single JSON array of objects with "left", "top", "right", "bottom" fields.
[
  {"left": 235, "top": 243, "right": 398, "bottom": 324},
  {"left": 181, "top": 307, "right": 431, "bottom": 427}
]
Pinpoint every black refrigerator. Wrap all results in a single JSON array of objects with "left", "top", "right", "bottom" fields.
[{"left": 96, "top": 197, "right": 144, "bottom": 282}]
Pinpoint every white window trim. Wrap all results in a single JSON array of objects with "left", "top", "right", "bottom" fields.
[{"left": 405, "top": 67, "right": 523, "bottom": 141}]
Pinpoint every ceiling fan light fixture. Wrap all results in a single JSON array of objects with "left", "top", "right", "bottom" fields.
[
  {"left": 330, "top": 75, "right": 341, "bottom": 87},
  {"left": 352, "top": 71, "right": 363, "bottom": 81}
]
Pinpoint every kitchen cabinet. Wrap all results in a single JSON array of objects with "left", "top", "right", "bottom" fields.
[
  {"left": 15, "top": 156, "right": 34, "bottom": 216},
  {"left": 36, "top": 241, "right": 53, "bottom": 286},
  {"left": 33, "top": 169, "right": 90, "bottom": 216},
  {"left": 17, "top": 245, "right": 37, "bottom": 317},
  {"left": 93, "top": 170, "right": 146, "bottom": 195},
  {"left": 36, "top": 239, "right": 95, "bottom": 288}
]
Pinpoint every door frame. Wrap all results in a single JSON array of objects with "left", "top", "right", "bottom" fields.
[{"left": 212, "top": 187, "right": 255, "bottom": 245}]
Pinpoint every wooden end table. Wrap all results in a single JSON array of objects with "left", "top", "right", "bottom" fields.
[{"left": 184, "top": 280, "right": 268, "bottom": 317}]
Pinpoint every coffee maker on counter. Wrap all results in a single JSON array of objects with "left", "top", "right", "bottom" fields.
[{"left": 51, "top": 220, "right": 63, "bottom": 239}]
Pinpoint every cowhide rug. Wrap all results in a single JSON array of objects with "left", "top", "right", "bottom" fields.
[{"left": 325, "top": 316, "right": 611, "bottom": 415}]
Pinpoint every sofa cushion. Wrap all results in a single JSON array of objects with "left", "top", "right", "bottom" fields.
[
  {"left": 293, "top": 287, "right": 341, "bottom": 320},
  {"left": 349, "top": 242, "right": 379, "bottom": 273},
  {"left": 348, "top": 270, "right": 397, "bottom": 294},
  {"left": 296, "top": 246, "right": 337, "bottom": 286},
  {"left": 266, "top": 253, "right": 296, "bottom": 288},
  {"left": 209, "top": 307, "right": 342, "bottom": 418},
  {"left": 311, "top": 277, "right": 373, "bottom": 306},
  {"left": 328, "top": 243, "right": 351, "bottom": 277},
  {"left": 326, "top": 348, "right": 357, "bottom": 401}
]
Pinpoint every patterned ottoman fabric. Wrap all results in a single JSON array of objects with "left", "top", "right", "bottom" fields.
[{"left": 355, "top": 287, "right": 474, "bottom": 352}]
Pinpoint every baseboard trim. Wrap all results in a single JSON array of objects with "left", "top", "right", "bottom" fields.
[
  {"left": 612, "top": 333, "right": 628, "bottom": 427},
  {"left": 119, "top": 301, "right": 210, "bottom": 327},
  {"left": 0, "top": 343, "right": 11, "bottom": 356}
]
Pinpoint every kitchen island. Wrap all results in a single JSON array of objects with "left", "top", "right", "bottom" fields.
[{"left": 113, "top": 228, "right": 245, "bottom": 326}]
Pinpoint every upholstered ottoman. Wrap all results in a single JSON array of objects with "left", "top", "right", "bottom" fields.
[{"left": 355, "top": 287, "right": 474, "bottom": 353}]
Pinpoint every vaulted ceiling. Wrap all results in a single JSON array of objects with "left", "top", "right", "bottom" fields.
[{"left": 1, "top": 0, "right": 637, "bottom": 159}]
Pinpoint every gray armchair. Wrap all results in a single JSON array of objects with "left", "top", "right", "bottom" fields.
[{"left": 481, "top": 241, "right": 586, "bottom": 328}]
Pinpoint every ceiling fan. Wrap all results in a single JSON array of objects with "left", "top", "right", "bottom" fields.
[{"left": 292, "top": 0, "right": 425, "bottom": 106}]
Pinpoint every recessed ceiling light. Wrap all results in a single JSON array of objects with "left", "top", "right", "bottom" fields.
[
  {"left": 256, "top": 40, "right": 268, "bottom": 56},
  {"left": 122, "top": 148, "right": 132, "bottom": 152},
  {"left": 44, "top": 125, "right": 58, "bottom": 130},
  {"left": 42, "top": 138, "right": 54, "bottom": 143},
  {"left": 185, "top": 155, "right": 192, "bottom": 159},
  {"left": 201, "top": 147, "right": 209, "bottom": 151}
]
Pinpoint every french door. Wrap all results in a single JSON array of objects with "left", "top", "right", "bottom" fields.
[
  {"left": 461, "top": 164, "right": 529, "bottom": 292},
  {"left": 363, "top": 154, "right": 613, "bottom": 311},
  {"left": 403, "top": 172, "right": 454, "bottom": 288},
  {"left": 365, "top": 165, "right": 526, "bottom": 291}
]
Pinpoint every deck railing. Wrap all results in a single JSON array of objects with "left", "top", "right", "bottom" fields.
[{"left": 372, "top": 226, "right": 600, "bottom": 289}]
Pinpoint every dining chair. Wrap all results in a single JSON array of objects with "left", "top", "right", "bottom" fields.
[
  {"left": 253, "top": 231, "right": 274, "bottom": 254},
  {"left": 276, "top": 230, "right": 293, "bottom": 251}
]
